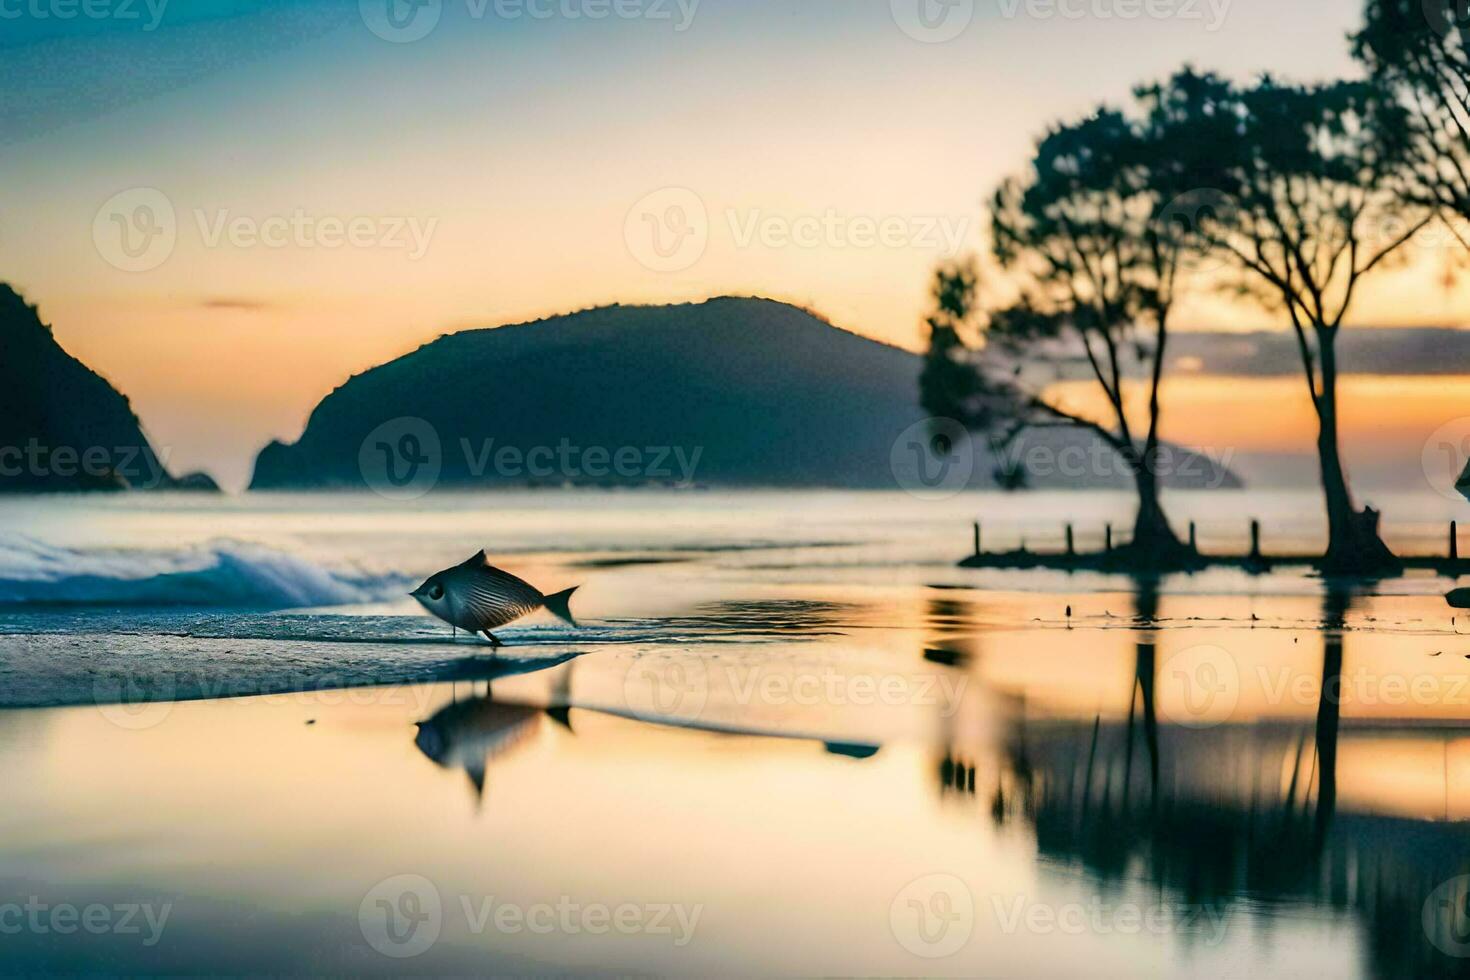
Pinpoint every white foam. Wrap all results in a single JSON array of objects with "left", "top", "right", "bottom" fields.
[{"left": 0, "top": 535, "right": 406, "bottom": 608}]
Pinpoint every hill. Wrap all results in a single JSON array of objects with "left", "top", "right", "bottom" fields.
[
  {"left": 0, "top": 284, "right": 216, "bottom": 493},
  {"left": 250, "top": 297, "right": 1240, "bottom": 493}
]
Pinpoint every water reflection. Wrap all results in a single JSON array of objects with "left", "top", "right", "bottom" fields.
[
  {"left": 413, "top": 650, "right": 885, "bottom": 809},
  {"left": 415, "top": 693, "right": 557, "bottom": 802},
  {"left": 665, "top": 599, "right": 857, "bottom": 637},
  {"left": 413, "top": 653, "right": 580, "bottom": 802},
  {"left": 979, "top": 578, "right": 1470, "bottom": 979}
]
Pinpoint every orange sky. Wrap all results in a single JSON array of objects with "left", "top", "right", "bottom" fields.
[
  {"left": 4, "top": 0, "right": 1466, "bottom": 488},
  {"left": 1048, "top": 375, "right": 1470, "bottom": 456}
]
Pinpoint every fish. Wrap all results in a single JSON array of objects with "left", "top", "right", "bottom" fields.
[{"left": 411, "top": 550, "right": 579, "bottom": 645}]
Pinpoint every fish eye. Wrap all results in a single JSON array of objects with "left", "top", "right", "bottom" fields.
[{"left": 428, "top": 584, "right": 444, "bottom": 601}]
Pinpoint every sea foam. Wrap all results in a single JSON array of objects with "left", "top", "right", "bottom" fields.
[{"left": 0, "top": 535, "right": 405, "bottom": 608}]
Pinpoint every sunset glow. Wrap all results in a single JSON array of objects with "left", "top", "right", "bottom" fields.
[{"left": 8, "top": 0, "right": 1450, "bottom": 486}]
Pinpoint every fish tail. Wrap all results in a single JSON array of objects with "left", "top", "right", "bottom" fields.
[{"left": 543, "top": 587, "right": 579, "bottom": 627}]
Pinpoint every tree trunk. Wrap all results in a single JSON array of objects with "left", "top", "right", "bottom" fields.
[
  {"left": 1314, "top": 328, "right": 1399, "bottom": 575},
  {"left": 1119, "top": 305, "right": 1195, "bottom": 571},
  {"left": 1123, "top": 451, "right": 1193, "bottom": 570}
]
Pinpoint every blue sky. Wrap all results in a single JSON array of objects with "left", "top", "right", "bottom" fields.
[{"left": 1, "top": 0, "right": 1410, "bottom": 485}]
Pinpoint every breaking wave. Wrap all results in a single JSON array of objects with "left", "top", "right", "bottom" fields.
[{"left": 0, "top": 536, "right": 407, "bottom": 608}]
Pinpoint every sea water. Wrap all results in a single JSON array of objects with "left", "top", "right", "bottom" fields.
[{"left": 1, "top": 488, "right": 1468, "bottom": 976}]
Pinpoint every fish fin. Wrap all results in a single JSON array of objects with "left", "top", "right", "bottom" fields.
[
  {"left": 546, "top": 706, "right": 574, "bottom": 734},
  {"left": 462, "top": 549, "right": 488, "bottom": 567},
  {"left": 543, "top": 587, "right": 579, "bottom": 627}
]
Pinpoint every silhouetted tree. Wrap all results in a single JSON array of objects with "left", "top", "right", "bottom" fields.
[
  {"left": 1356, "top": 1, "right": 1470, "bottom": 230},
  {"left": 1139, "top": 69, "right": 1428, "bottom": 574},
  {"left": 919, "top": 259, "right": 1030, "bottom": 489},
  {"left": 922, "top": 109, "right": 1195, "bottom": 568},
  {"left": 919, "top": 259, "right": 992, "bottom": 426}
]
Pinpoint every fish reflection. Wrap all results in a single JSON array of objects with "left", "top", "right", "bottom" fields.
[
  {"left": 414, "top": 653, "right": 580, "bottom": 803},
  {"left": 980, "top": 581, "right": 1470, "bottom": 980},
  {"left": 415, "top": 694, "right": 564, "bottom": 802},
  {"left": 414, "top": 651, "right": 882, "bottom": 807}
]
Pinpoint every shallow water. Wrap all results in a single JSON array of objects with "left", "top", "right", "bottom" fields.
[{"left": 3, "top": 489, "right": 1470, "bottom": 976}]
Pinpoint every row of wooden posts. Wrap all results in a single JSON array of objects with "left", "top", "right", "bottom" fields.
[{"left": 969, "top": 520, "right": 1465, "bottom": 561}]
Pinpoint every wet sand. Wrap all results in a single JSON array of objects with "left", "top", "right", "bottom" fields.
[
  {"left": 6, "top": 580, "right": 1470, "bottom": 976},
  {"left": 7, "top": 490, "right": 1470, "bottom": 975}
]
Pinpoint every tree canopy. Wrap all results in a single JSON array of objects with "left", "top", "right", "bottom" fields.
[{"left": 1356, "top": 0, "right": 1470, "bottom": 226}]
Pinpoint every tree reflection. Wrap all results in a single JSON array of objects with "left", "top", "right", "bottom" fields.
[{"left": 975, "top": 579, "right": 1470, "bottom": 978}]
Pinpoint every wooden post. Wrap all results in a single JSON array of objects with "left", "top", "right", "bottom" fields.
[
  {"left": 1453, "top": 521, "right": 1460, "bottom": 562},
  {"left": 1188, "top": 521, "right": 1197, "bottom": 551},
  {"left": 973, "top": 522, "right": 981, "bottom": 557},
  {"left": 1065, "top": 523, "right": 1075, "bottom": 557},
  {"left": 1105, "top": 523, "right": 1113, "bottom": 552},
  {"left": 1250, "top": 520, "right": 1262, "bottom": 561}
]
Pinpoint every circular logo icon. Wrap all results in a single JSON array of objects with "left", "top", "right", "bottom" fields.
[
  {"left": 92, "top": 671, "right": 176, "bottom": 731},
  {"left": 360, "top": 0, "right": 442, "bottom": 42},
  {"left": 1423, "top": 0, "right": 1470, "bottom": 39},
  {"left": 360, "top": 874, "right": 442, "bottom": 958},
  {"left": 359, "top": 417, "right": 442, "bottom": 500},
  {"left": 890, "top": 418, "right": 974, "bottom": 500},
  {"left": 621, "top": 656, "right": 709, "bottom": 724},
  {"left": 1158, "top": 644, "right": 1240, "bottom": 729},
  {"left": 1423, "top": 417, "right": 1470, "bottom": 502},
  {"left": 624, "top": 187, "right": 709, "bottom": 273},
  {"left": 1425, "top": 874, "right": 1470, "bottom": 958},
  {"left": 1156, "top": 188, "right": 1237, "bottom": 274},
  {"left": 890, "top": 0, "right": 975, "bottom": 43},
  {"left": 889, "top": 873, "right": 974, "bottom": 958},
  {"left": 93, "top": 188, "right": 177, "bottom": 273}
]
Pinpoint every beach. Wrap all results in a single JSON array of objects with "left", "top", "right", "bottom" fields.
[{"left": 2, "top": 489, "right": 1469, "bottom": 976}]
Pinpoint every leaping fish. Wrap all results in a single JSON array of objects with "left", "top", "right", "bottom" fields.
[{"left": 411, "top": 551, "right": 578, "bottom": 646}]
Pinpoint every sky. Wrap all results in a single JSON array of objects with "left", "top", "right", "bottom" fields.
[{"left": 1, "top": 0, "right": 1464, "bottom": 487}]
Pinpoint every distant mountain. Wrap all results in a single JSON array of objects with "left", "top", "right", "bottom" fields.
[
  {"left": 0, "top": 284, "right": 216, "bottom": 493},
  {"left": 250, "top": 297, "right": 1240, "bottom": 493}
]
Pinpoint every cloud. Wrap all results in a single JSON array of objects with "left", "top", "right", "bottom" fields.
[
  {"left": 1168, "top": 327, "right": 1470, "bottom": 377},
  {"left": 198, "top": 297, "right": 275, "bottom": 313}
]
